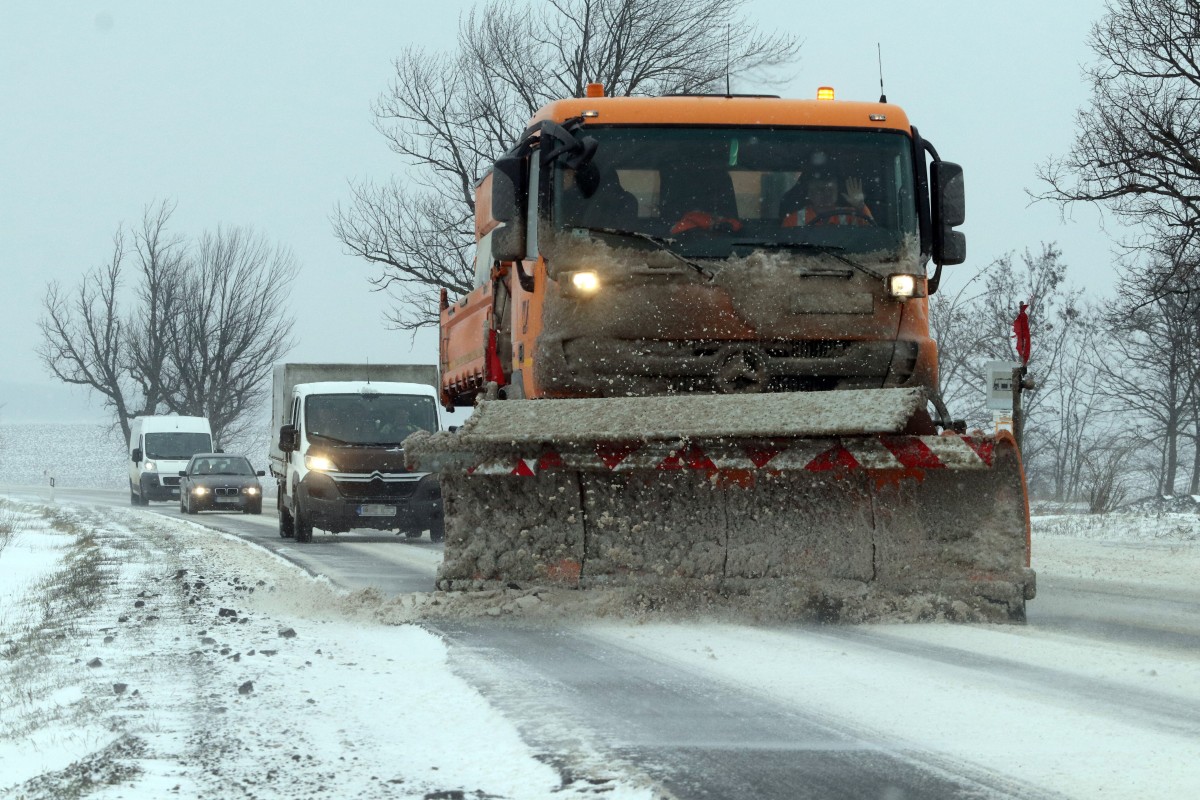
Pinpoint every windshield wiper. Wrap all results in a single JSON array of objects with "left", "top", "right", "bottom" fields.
[
  {"left": 571, "top": 226, "right": 713, "bottom": 279},
  {"left": 732, "top": 241, "right": 883, "bottom": 280},
  {"left": 309, "top": 431, "right": 353, "bottom": 445}
]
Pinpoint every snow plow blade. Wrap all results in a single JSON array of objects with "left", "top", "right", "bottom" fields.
[{"left": 406, "top": 388, "right": 1035, "bottom": 622}]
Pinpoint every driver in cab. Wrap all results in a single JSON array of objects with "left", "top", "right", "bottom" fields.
[{"left": 781, "top": 171, "right": 874, "bottom": 228}]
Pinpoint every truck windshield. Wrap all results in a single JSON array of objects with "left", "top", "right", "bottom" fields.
[
  {"left": 550, "top": 127, "right": 918, "bottom": 257},
  {"left": 304, "top": 394, "right": 438, "bottom": 446},
  {"left": 144, "top": 432, "right": 212, "bottom": 460}
]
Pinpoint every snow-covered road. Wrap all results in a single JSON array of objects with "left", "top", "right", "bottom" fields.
[{"left": 2, "top": 491, "right": 1199, "bottom": 799}]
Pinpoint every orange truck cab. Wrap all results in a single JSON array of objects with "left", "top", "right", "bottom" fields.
[{"left": 439, "top": 90, "right": 966, "bottom": 418}]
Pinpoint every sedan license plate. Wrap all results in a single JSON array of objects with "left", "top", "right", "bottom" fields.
[
  {"left": 358, "top": 504, "right": 396, "bottom": 517},
  {"left": 216, "top": 496, "right": 238, "bottom": 504}
]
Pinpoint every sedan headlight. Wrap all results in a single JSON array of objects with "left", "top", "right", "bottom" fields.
[
  {"left": 886, "top": 274, "right": 921, "bottom": 300},
  {"left": 192, "top": 486, "right": 210, "bottom": 496},
  {"left": 305, "top": 454, "right": 338, "bottom": 472},
  {"left": 144, "top": 460, "right": 158, "bottom": 471},
  {"left": 244, "top": 486, "right": 260, "bottom": 496}
]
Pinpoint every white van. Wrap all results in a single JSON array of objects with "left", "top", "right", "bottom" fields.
[{"left": 128, "top": 416, "right": 214, "bottom": 505}]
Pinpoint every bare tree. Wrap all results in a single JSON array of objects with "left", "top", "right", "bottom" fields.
[
  {"left": 163, "top": 227, "right": 298, "bottom": 448},
  {"left": 931, "top": 245, "right": 1107, "bottom": 500},
  {"left": 1091, "top": 263, "right": 1200, "bottom": 495},
  {"left": 929, "top": 262, "right": 1001, "bottom": 429},
  {"left": 1035, "top": 0, "right": 1200, "bottom": 293},
  {"left": 125, "top": 201, "right": 187, "bottom": 416},
  {"left": 333, "top": 0, "right": 800, "bottom": 330},
  {"left": 38, "top": 232, "right": 139, "bottom": 441},
  {"left": 38, "top": 204, "right": 298, "bottom": 449}
]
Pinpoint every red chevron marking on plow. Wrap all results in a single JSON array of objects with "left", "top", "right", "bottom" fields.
[{"left": 805, "top": 444, "right": 859, "bottom": 471}]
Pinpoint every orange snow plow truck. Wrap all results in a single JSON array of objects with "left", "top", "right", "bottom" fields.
[{"left": 406, "top": 86, "right": 1036, "bottom": 621}]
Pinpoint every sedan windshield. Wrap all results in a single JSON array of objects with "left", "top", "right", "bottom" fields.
[
  {"left": 304, "top": 393, "right": 438, "bottom": 446},
  {"left": 551, "top": 127, "right": 918, "bottom": 258},
  {"left": 190, "top": 456, "right": 255, "bottom": 476}
]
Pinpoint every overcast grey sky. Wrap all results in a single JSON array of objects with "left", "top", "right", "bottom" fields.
[{"left": 1, "top": 1, "right": 1111, "bottom": 423}]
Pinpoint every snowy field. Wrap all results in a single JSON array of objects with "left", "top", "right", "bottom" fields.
[
  {"left": 0, "top": 424, "right": 127, "bottom": 490},
  {"left": 0, "top": 423, "right": 271, "bottom": 491}
]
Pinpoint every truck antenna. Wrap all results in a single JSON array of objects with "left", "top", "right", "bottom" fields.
[
  {"left": 725, "top": 24, "right": 732, "bottom": 96},
  {"left": 877, "top": 43, "right": 887, "bottom": 103}
]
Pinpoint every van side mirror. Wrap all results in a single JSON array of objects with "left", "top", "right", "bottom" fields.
[
  {"left": 178, "top": 470, "right": 187, "bottom": 477},
  {"left": 931, "top": 161, "right": 966, "bottom": 266},
  {"left": 256, "top": 470, "right": 266, "bottom": 477},
  {"left": 279, "top": 424, "right": 298, "bottom": 452},
  {"left": 131, "top": 448, "right": 142, "bottom": 463},
  {"left": 491, "top": 155, "right": 527, "bottom": 262}
]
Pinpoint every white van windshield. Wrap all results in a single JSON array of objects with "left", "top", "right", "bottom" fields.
[
  {"left": 305, "top": 394, "right": 437, "bottom": 446},
  {"left": 144, "top": 432, "right": 213, "bottom": 459}
]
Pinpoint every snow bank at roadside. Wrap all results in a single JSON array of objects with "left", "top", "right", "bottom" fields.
[{"left": 0, "top": 500, "right": 653, "bottom": 799}]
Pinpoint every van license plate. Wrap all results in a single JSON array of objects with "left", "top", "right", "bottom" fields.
[{"left": 358, "top": 504, "right": 396, "bottom": 517}]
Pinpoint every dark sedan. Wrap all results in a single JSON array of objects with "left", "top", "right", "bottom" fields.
[{"left": 179, "top": 454, "right": 265, "bottom": 515}]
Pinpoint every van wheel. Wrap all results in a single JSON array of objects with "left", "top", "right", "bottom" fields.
[
  {"left": 130, "top": 484, "right": 139, "bottom": 506},
  {"left": 279, "top": 504, "right": 295, "bottom": 539},
  {"left": 429, "top": 518, "right": 445, "bottom": 544}
]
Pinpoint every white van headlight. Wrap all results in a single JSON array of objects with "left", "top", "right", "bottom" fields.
[
  {"left": 144, "top": 460, "right": 158, "bottom": 471},
  {"left": 305, "top": 454, "right": 338, "bottom": 472}
]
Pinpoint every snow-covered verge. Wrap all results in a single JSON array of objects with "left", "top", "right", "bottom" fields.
[
  {"left": 1032, "top": 507, "right": 1200, "bottom": 587},
  {"left": 0, "top": 499, "right": 652, "bottom": 800}
]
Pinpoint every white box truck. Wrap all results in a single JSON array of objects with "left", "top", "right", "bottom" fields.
[
  {"left": 128, "top": 415, "right": 214, "bottom": 505},
  {"left": 269, "top": 364, "right": 444, "bottom": 543}
]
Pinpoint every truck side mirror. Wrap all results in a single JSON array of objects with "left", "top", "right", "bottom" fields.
[
  {"left": 931, "top": 161, "right": 966, "bottom": 266},
  {"left": 491, "top": 155, "right": 527, "bottom": 262},
  {"left": 131, "top": 448, "right": 142, "bottom": 463},
  {"left": 279, "top": 424, "right": 298, "bottom": 452},
  {"left": 256, "top": 470, "right": 266, "bottom": 477}
]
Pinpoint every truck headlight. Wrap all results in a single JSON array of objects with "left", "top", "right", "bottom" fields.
[
  {"left": 565, "top": 270, "right": 601, "bottom": 296},
  {"left": 144, "top": 460, "right": 158, "bottom": 471},
  {"left": 305, "top": 454, "right": 338, "bottom": 472},
  {"left": 886, "top": 274, "right": 919, "bottom": 300}
]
